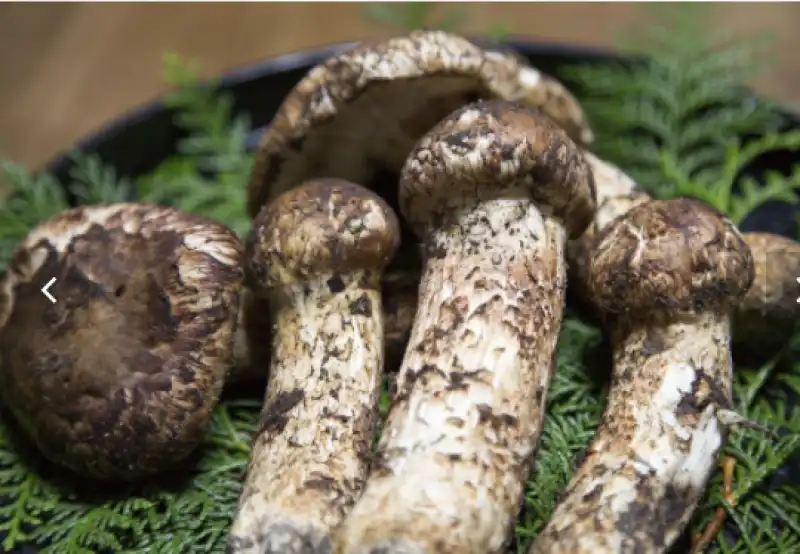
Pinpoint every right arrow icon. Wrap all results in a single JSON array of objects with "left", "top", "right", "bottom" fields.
[{"left": 41, "top": 277, "right": 57, "bottom": 304}]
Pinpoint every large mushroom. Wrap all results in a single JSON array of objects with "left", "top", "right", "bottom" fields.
[
  {"left": 227, "top": 179, "right": 400, "bottom": 554},
  {"left": 528, "top": 198, "right": 754, "bottom": 554},
  {"left": 0, "top": 203, "right": 243, "bottom": 480},
  {"left": 247, "top": 30, "right": 593, "bottom": 277},
  {"left": 332, "top": 100, "right": 596, "bottom": 554}
]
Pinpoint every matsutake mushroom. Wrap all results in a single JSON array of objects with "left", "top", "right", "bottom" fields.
[
  {"left": 332, "top": 100, "right": 596, "bottom": 554},
  {"left": 0, "top": 203, "right": 243, "bottom": 480},
  {"left": 567, "top": 153, "right": 800, "bottom": 352},
  {"left": 227, "top": 179, "right": 400, "bottom": 554},
  {"left": 528, "top": 198, "right": 754, "bottom": 554}
]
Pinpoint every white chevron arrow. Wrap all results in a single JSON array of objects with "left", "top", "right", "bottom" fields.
[{"left": 41, "top": 277, "right": 57, "bottom": 304}]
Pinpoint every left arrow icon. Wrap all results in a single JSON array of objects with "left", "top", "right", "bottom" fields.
[{"left": 42, "top": 277, "right": 57, "bottom": 304}]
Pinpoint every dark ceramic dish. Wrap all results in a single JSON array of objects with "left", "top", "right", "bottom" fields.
[{"left": 2, "top": 38, "right": 798, "bottom": 554}]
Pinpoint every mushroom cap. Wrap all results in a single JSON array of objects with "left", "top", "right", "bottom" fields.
[
  {"left": 485, "top": 48, "right": 594, "bottom": 145},
  {"left": 398, "top": 99, "right": 596, "bottom": 239},
  {"left": 736, "top": 232, "right": 800, "bottom": 322},
  {"left": 0, "top": 203, "right": 244, "bottom": 480},
  {"left": 246, "top": 30, "right": 593, "bottom": 218},
  {"left": 587, "top": 198, "right": 754, "bottom": 314},
  {"left": 246, "top": 178, "right": 401, "bottom": 291}
]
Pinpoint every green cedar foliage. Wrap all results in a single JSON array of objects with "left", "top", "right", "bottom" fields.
[{"left": 0, "top": 4, "right": 799, "bottom": 553}]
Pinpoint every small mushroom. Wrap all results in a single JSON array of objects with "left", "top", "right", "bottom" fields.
[
  {"left": 247, "top": 30, "right": 593, "bottom": 278},
  {"left": 332, "top": 100, "right": 596, "bottom": 554},
  {"left": 528, "top": 198, "right": 754, "bottom": 554},
  {"left": 733, "top": 232, "right": 800, "bottom": 352},
  {"left": 0, "top": 203, "right": 244, "bottom": 480},
  {"left": 567, "top": 153, "right": 799, "bottom": 353},
  {"left": 227, "top": 179, "right": 400, "bottom": 554}
]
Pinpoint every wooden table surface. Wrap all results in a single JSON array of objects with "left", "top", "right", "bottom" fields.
[{"left": 1, "top": 2, "right": 798, "bottom": 171}]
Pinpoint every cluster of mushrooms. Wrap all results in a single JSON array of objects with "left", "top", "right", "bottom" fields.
[{"left": 0, "top": 30, "right": 798, "bottom": 554}]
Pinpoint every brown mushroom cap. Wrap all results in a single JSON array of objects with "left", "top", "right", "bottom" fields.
[
  {"left": 587, "top": 198, "right": 755, "bottom": 314},
  {"left": 246, "top": 178, "right": 401, "bottom": 292},
  {"left": 733, "top": 232, "right": 799, "bottom": 345},
  {"left": 485, "top": 49, "right": 594, "bottom": 145},
  {"left": 399, "top": 99, "right": 596, "bottom": 239},
  {"left": 0, "top": 203, "right": 244, "bottom": 480},
  {"left": 246, "top": 30, "right": 593, "bottom": 219}
]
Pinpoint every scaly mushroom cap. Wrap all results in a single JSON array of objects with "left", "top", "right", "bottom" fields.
[
  {"left": 399, "top": 99, "right": 596, "bottom": 239},
  {"left": 485, "top": 49, "right": 594, "bottom": 145},
  {"left": 246, "top": 178, "right": 401, "bottom": 292},
  {"left": 0, "top": 203, "right": 244, "bottom": 480},
  {"left": 247, "top": 30, "right": 593, "bottom": 218},
  {"left": 588, "top": 198, "right": 755, "bottom": 314}
]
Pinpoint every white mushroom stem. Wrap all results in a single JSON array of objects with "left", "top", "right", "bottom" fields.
[
  {"left": 529, "top": 310, "right": 733, "bottom": 554},
  {"left": 228, "top": 283, "right": 418, "bottom": 384},
  {"left": 334, "top": 202, "right": 568, "bottom": 554},
  {"left": 227, "top": 271, "right": 384, "bottom": 554}
]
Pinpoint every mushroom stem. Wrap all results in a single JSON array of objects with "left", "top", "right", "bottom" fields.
[
  {"left": 227, "top": 179, "right": 400, "bottom": 554},
  {"left": 228, "top": 283, "right": 418, "bottom": 383},
  {"left": 528, "top": 198, "right": 754, "bottom": 554},
  {"left": 533, "top": 310, "right": 733, "bottom": 554},
  {"left": 333, "top": 101, "right": 596, "bottom": 554}
]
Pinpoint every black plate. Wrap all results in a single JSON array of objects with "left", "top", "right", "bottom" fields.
[{"left": 3, "top": 38, "right": 798, "bottom": 554}]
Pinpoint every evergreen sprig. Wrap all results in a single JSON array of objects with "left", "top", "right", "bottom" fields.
[{"left": 0, "top": 5, "right": 799, "bottom": 554}]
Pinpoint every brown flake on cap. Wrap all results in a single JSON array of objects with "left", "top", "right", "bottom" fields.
[{"left": 0, "top": 203, "right": 244, "bottom": 480}]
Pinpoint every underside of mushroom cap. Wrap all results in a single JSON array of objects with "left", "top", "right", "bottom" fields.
[
  {"left": 246, "top": 178, "right": 401, "bottom": 291},
  {"left": 399, "top": 99, "right": 596, "bottom": 239},
  {"left": 246, "top": 30, "right": 593, "bottom": 220},
  {"left": 0, "top": 203, "right": 244, "bottom": 480},
  {"left": 587, "top": 198, "right": 755, "bottom": 314}
]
